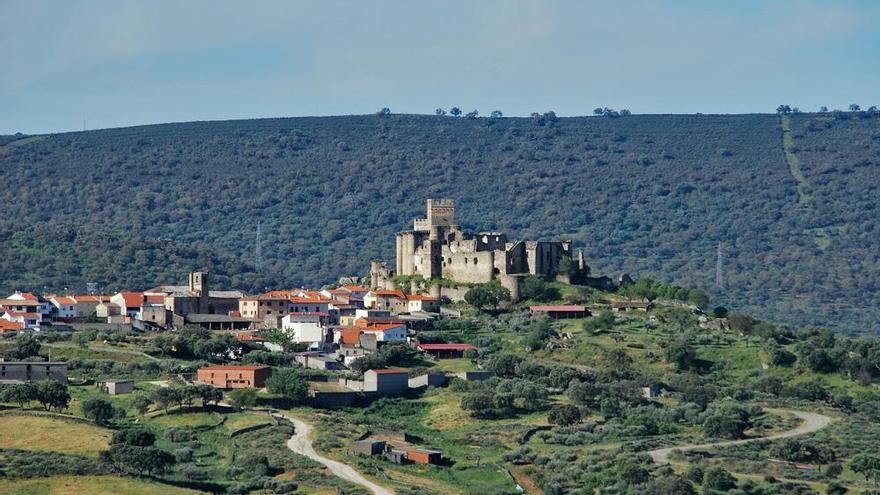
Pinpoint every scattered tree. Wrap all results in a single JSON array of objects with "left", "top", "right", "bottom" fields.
[
  {"left": 266, "top": 368, "right": 309, "bottom": 405},
  {"left": 33, "top": 380, "right": 70, "bottom": 411},
  {"left": 228, "top": 388, "right": 258, "bottom": 410},
  {"left": 548, "top": 404, "right": 581, "bottom": 425},
  {"left": 82, "top": 398, "right": 116, "bottom": 424}
]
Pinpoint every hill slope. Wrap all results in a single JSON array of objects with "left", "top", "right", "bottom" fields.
[{"left": 1, "top": 113, "right": 878, "bottom": 333}]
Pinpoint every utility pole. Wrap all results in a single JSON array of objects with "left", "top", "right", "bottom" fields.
[
  {"left": 255, "top": 221, "right": 262, "bottom": 273},
  {"left": 715, "top": 242, "right": 724, "bottom": 291}
]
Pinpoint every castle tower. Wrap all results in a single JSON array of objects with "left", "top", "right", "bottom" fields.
[
  {"left": 426, "top": 198, "right": 455, "bottom": 228},
  {"left": 577, "top": 249, "right": 586, "bottom": 271}
]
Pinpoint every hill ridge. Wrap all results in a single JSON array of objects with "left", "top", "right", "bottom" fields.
[{"left": 2, "top": 112, "right": 878, "bottom": 333}]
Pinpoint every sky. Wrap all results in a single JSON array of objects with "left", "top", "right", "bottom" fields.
[{"left": 2, "top": 0, "right": 879, "bottom": 134}]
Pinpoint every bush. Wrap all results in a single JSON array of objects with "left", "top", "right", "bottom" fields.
[
  {"left": 703, "top": 467, "right": 737, "bottom": 491},
  {"left": 173, "top": 447, "right": 193, "bottom": 463}
]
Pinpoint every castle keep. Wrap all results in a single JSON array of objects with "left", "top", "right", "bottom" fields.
[{"left": 394, "top": 199, "right": 573, "bottom": 285}]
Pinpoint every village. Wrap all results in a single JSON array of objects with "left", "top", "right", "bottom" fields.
[{"left": 0, "top": 199, "right": 624, "bottom": 470}]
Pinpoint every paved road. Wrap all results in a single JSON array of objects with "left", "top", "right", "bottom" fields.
[
  {"left": 649, "top": 409, "right": 832, "bottom": 464},
  {"left": 276, "top": 412, "right": 395, "bottom": 495}
]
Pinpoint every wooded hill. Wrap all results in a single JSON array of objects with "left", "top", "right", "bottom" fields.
[{"left": 1, "top": 112, "right": 878, "bottom": 333}]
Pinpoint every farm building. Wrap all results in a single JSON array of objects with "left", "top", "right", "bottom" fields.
[
  {"left": 350, "top": 439, "right": 387, "bottom": 456},
  {"left": 0, "top": 361, "right": 68, "bottom": 385},
  {"left": 406, "top": 448, "right": 443, "bottom": 465},
  {"left": 98, "top": 379, "right": 134, "bottom": 395},
  {"left": 529, "top": 305, "right": 589, "bottom": 319},
  {"left": 416, "top": 342, "right": 476, "bottom": 359},
  {"left": 197, "top": 364, "right": 271, "bottom": 389},
  {"left": 611, "top": 301, "right": 653, "bottom": 312}
]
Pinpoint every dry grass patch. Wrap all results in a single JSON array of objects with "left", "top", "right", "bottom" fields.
[
  {"left": 0, "top": 415, "right": 111, "bottom": 456},
  {"left": 0, "top": 475, "right": 203, "bottom": 495}
]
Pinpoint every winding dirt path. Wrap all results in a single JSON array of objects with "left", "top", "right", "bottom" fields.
[
  {"left": 275, "top": 412, "right": 395, "bottom": 495},
  {"left": 649, "top": 409, "right": 832, "bottom": 464}
]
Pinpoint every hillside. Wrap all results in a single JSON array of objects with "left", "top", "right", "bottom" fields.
[{"left": 1, "top": 112, "right": 879, "bottom": 333}]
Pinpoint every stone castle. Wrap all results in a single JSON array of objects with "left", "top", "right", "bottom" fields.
[{"left": 372, "top": 199, "right": 575, "bottom": 300}]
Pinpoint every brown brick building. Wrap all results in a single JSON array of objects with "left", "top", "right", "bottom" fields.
[{"left": 196, "top": 364, "right": 271, "bottom": 389}]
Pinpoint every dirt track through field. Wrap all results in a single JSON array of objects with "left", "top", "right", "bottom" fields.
[
  {"left": 276, "top": 412, "right": 395, "bottom": 495},
  {"left": 648, "top": 408, "right": 832, "bottom": 464}
]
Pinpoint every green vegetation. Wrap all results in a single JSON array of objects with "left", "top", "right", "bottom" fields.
[{"left": 2, "top": 113, "right": 880, "bottom": 333}]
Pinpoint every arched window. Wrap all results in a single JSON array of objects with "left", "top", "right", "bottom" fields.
[{"left": 473, "top": 257, "right": 478, "bottom": 265}]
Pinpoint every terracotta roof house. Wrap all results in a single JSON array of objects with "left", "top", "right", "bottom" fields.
[
  {"left": 0, "top": 319, "right": 24, "bottom": 334},
  {"left": 196, "top": 364, "right": 271, "bottom": 389},
  {"left": 364, "top": 290, "right": 408, "bottom": 313},
  {"left": 406, "top": 294, "right": 441, "bottom": 313}
]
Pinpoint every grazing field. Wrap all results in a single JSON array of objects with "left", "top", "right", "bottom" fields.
[
  {"left": 0, "top": 415, "right": 111, "bottom": 456},
  {"left": 0, "top": 475, "right": 204, "bottom": 495}
]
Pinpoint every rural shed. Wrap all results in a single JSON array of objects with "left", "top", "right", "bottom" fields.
[
  {"left": 416, "top": 342, "right": 476, "bottom": 359},
  {"left": 529, "top": 305, "right": 589, "bottom": 319},
  {"left": 406, "top": 448, "right": 443, "bottom": 465},
  {"left": 98, "top": 379, "right": 134, "bottom": 395},
  {"left": 350, "top": 439, "right": 387, "bottom": 456}
]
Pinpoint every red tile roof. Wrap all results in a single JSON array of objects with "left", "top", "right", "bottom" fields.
[
  {"left": 74, "top": 295, "right": 110, "bottom": 303},
  {"left": 355, "top": 317, "right": 405, "bottom": 327},
  {"left": 52, "top": 296, "right": 76, "bottom": 305},
  {"left": 145, "top": 294, "right": 165, "bottom": 304},
  {"left": 0, "top": 320, "right": 24, "bottom": 331},
  {"left": 373, "top": 290, "right": 406, "bottom": 299},
  {"left": 340, "top": 327, "right": 363, "bottom": 345},
  {"left": 118, "top": 291, "right": 145, "bottom": 308},
  {"left": 407, "top": 294, "right": 439, "bottom": 301},
  {"left": 529, "top": 305, "right": 586, "bottom": 312},
  {"left": 0, "top": 299, "right": 39, "bottom": 307},
  {"left": 417, "top": 343, "right": 476, "bottom": 351},
  {"left": 341, "top": 285, "right": 367, "bottom": 292}
]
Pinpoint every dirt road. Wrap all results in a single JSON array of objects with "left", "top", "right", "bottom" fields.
[
  {"left": 276, "top": 412, "right": 395, "bottom": 495},
  {"left": 648, "top": 409, "right": 832, "bottom": 464}
]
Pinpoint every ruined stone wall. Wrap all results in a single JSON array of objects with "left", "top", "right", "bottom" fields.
[{"left": 440, "top": 248, "right": 495, "bottom": 283}]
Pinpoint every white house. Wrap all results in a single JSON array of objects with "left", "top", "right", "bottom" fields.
[
  {"left": 50, "top": 296, "right": 78, "bottom": 319},
  {"left": 0, "top": 295, "right": 43, "bottom": 329},
  {"left": 359, "top": 323, "right": 407, "bottom": 343},
  {"left": 281, "top": 313, "right": 327, "bottom": 344},
  {"left": 406, "top": 294, "right": 441, "bottom": 313},
  {"left": 1, "top": 310, "right": 41, "bottom": 329}
]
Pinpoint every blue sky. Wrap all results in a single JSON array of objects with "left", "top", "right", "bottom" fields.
[{"left": 2, "top": 0, "right": 879, "bottom": 134}]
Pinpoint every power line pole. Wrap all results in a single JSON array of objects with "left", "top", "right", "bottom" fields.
[
  {"left": 715, "top": 242, "right": 724, "bottom": 291},
  {"left": 255, "top": 221, "right": 262, "bottom": 273}
]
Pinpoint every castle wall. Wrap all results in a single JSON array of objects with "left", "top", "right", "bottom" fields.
[{"left": 440, "top": 248, "right": 495, "bottom": 283}]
